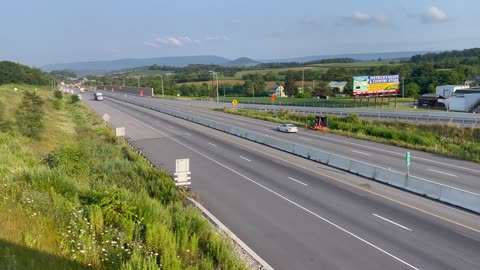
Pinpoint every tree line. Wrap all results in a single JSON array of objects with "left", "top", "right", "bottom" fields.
[{"left": 0, "top": 61, "right": 50, "bottom": 85}]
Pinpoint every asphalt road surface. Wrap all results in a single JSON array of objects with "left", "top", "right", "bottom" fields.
[
  {"left": 104, "top": 93, "right": 480, "bottom": 195},
  {"left": 81, "top": 93, "right": 480, "bottom": 270}
]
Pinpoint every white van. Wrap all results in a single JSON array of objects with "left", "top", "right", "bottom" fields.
[{"left": 94, "top": 92, "right": 104, "bottom": 101}]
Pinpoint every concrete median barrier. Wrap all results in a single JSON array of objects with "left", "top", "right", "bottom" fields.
[
  {"left": 104, "top": 92, "right": 480, "bottom": 214},
  {"left": 328, "top": 155, "right": 350, "bottom": 171},
  {"left": 405, "top": 176, "right": 442, "bottom": 200}
]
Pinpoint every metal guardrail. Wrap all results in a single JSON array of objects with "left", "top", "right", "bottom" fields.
[
  {"left": 104, "top": 92, "right": 480, "bottom": 214},
  {"left": 149, "top": 97, "right": 480, "bottom": 127}
]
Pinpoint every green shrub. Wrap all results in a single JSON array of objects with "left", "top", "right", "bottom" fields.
[
  {"left": 120, "top": 250, "right": 160, "bottom": 270},
  {"left": 70, "top": 94, "right": 80, "bottom": 104},
  {"left": 15, "top": 91, "right": 44, "bottom": 139},
  {"left": 51, "top": 98, "right": 62, "bottom": 110},
  {"left": 53, "top": 90, "right": 63, "bottom": 99}
]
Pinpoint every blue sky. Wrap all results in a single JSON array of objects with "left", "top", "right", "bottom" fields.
[{"left": 1, "top": 0, "right": 478, "bottom": 66}]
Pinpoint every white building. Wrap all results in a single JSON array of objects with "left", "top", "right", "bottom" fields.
[
  {"left": 435, "top": 85, "right": 469, "bottom": 97},
  {"left": 329, "top": 81, "right": 348, "bottom": 93},
  {"left": 269, "top": 85, "right": 286, "bottom": 97},
  {"left": 436, "top": 87, "right": 480, "bottom": 112}
]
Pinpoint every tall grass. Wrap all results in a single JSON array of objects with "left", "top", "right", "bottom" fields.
[
  {"left": 216, "top": 108, "right": 480, "bottom": 162},
  {"left": 0, "top": 86, "right": 247, "bottom": 269}
]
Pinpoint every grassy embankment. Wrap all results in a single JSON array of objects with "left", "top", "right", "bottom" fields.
[
  {"left": 215, "top": 108, "right": 480, "bottom": 162},
  {"left": 0, "top": 84, "right": 246, "bottom": 270},
  {"left": 217, "top": 96, "right": 414, "bottom": 110}
]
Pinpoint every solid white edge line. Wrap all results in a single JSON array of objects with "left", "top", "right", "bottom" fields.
[
  {"left": 208, "top": 142, "right": 217, "bottom": 147},
  {"left": 351, "top": 150, "right": 371, "bottom": 156},
  {"left": 108, "top": 94, "right": 480, "bottom": 196},
  {"left": 104, "top": 103, "right": 420, "bottom": 270},
  {"left": 171, "top": 101, "right": 480, "bottom": 174},
  {"left": 373, "top": 213, "right": 412, "bottom": 231},
  {"left": 427, "top": 169, "right": 458, "bottom": 178},
  {"left": 304, "top": 131, "right": 480, "bottom": 174},
  {"left": 288, "top": 177, "right": 308, "bottom": 186},
  {"left": 185, "top": 132, "right": 192, "bottom": 136},
  {"left": 240, "top": 156, "right": 252, "bottom": 162},
  {"left": 187, "top": 197, "right": 274, "bottom": 270},
  {"left": 298, "top": 136, "right": 311, "bottom": 141}
]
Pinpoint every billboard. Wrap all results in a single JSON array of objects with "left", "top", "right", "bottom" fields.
[{"left": 353, "top": 75, "right": 399, "bottom": 95}]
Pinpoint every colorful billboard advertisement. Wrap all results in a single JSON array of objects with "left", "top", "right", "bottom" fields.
[{"left": 353, "top": 75, "right": 400, "bottom": 95}]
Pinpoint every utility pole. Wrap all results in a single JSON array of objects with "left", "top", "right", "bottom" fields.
[
  {"left": 302, "top": 63, "right": 305, "bottom": 93},
  {"left": 312, "top": 80, "right": 316, "bottom": 93},
  {"left": 209, "top": 71, "right": 219, "bottom": 102},
  {"left": 137, "top": 77, "right": 140, "bottom": 87},
  {"left": 160, "top": 75, "right": 164, "bottom": 97},
  {"left": 402, "top": 77, "right": 405, "bottom": 98},
  {"left": 253, "top": 82, "right": 255, "bottom": 98}
]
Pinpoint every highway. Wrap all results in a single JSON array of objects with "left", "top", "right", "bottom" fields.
[
  {"left": 103, "top": 93, "right": 480, "bottom": 195},
  {"left": 81, "top": 92, "right": 480, "bottom": 270},
  {"left": 149, "top": 97, "right": 480, "bottom": 127}
]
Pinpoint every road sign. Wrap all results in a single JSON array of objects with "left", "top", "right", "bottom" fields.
[
  {"left": 271, "top": 94, "right": 276, "bottom": 101},
  {"left": 115, "top": 127, "right": 125, "bottom": 137},
  {"left": 140, "top": 90, "right": 144, "bottom": 96},
  {"left": 406, "top": 151, "right": 411, "bottom": 166},
  {"left": 232, "top": 99, "right": 238, "bottom": 106},
  {"left": 102, "top": 113, "right": 110, "bottom": 122},
  {"left": 174, "top": 158, "right": 191, "bottom": 186}
]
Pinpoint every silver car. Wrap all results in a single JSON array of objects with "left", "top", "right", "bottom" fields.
[{"left": 277, "top": 124, "right": 298, "bottom": 133}]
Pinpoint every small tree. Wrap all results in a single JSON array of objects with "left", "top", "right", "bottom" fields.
[
  {"left": 53, "top": 90, "right": 63, "bottom": 99},
  {"left": 16, "top": 91, "right": 44, "bottom": 139},
  {"left": 405, "top": 83, "right": 421, "bottom": 97},
  {"left": 284, "top": 70, "right": 297, "bottom": 97}
]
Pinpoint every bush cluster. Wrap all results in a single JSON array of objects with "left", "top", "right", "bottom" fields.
[
  {"left": 16, "top": 91, "right": 45, "bottom": 139},
  {"left": 0, "top": 89, "right": 246, "bottom": 269}
]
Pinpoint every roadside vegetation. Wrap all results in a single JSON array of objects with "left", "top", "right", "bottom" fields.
[
  {"left": 0, "top": 84, "right": 246, "bottom": 270},
  {"left": 215, "top": 108, "right": 480, "bottom": 162},
  {"left": 87, "top": 48, "right": 480, "bottom": 102}
]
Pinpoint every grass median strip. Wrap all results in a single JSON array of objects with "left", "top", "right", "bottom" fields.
[{"left": 214, "top": 107, "right": 480, "bottom": 162}]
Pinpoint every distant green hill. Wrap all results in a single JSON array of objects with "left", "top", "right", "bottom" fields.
[{"left": 222, "top": 57, "right": 259, "bottom": 67}]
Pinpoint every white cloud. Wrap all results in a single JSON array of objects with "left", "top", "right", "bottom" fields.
[
  {"left": 205, "top": 35, "right": 230, "bottom": 41},
  {"left": 144, "top": 35, "right": 229, "bottom": 48},
  {"left": 344, "top": 12, "right": 388, "bottom": 24},
  {"left": 422, "top": 6, "right": 448, "bottom": 24},
  {"left": 144, "top": 35, "right": 195, "bottom": 48}
]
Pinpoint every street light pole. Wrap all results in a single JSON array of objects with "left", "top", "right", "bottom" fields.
[
  {"left": 160, "top": 75, "right": 164, "bottom": 97},
  {"left": 137, "top": 77, "right": 140, "bottom": 87},
  {"left": 209, "top": 71, "right": 219, "bottom": 102},
  {"left": 253, "top": 82, "right": 255, "bottom": 98},
  {"left": 312, "top": 80, "right": 316, "bottom": 92},
  {"left": 302, "top": 63, "right": 305, "bottom": 93}
]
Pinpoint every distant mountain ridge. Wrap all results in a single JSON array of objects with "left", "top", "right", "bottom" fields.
[
  {"left": 42, "top": 51, "right": 435, "bottom": 75},
  {"left": 258, "top": 51, "right": 434, "bottom": 63},
  {"left": 42, "top": 55, "right": 230, "bottom": 75}
]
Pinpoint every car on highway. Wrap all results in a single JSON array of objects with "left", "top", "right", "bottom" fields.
[
  {"left": 277, "top": 124, "right": 298, "bottom": 133},
  {"left": 93, "top": 92, "right": 103, "bottom": 101}
]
